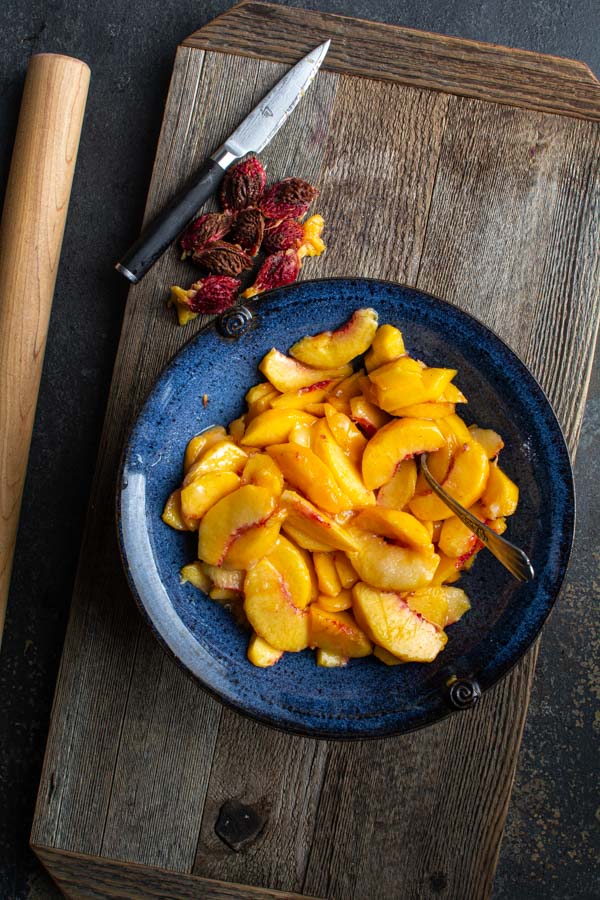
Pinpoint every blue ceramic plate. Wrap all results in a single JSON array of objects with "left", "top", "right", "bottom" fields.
[{"left": 117, "top": 279, "right": 574, "bottom": 739}]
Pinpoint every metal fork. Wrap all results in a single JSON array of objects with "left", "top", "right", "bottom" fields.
[{"left": 420, "top": 454, "right": 534, "bottom": 582}]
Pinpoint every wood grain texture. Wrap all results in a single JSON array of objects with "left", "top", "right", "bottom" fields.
[
  {"left": 0, "top": 53, "right": 89, "bottom": 645},
  {"left": 33, "top": 844, "right": 321, "bottom": 899},
  {"left": 31, "top": 6, "right": 600, "bottom": 900},
  {"left": 183, "top": 2, "right": 600, "bottom": 121}
]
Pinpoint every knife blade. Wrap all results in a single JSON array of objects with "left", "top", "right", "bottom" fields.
[{"left": 116, "top": 40, "right": 330, "bottom": 284}]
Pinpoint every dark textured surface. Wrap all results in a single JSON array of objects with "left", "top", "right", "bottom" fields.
[{"left": 0, "top": 1, "right": 597, "bottom": 898}]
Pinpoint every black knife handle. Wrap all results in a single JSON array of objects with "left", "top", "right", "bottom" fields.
[{"left": 115, "top": 157, "right": 226, "bottom": 284}]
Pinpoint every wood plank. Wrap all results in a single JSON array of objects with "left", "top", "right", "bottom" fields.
[
  {"left": 183, "top": 1, "right": 600, "bottom": 121},
  {"left": 33, "top": 844, "right": 321, "bottom": 899},
  {"left": 191, "top": 76, "right": 449, "bottom": 893},
  {"left": 416, "top": 97, "right": 600, "bottom": 452},
  {"left": 300, "top": 97, "right": 599, "bottom": 900}
]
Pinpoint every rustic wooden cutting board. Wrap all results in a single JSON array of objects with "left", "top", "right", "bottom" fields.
[{"left": 31, "top": 3, "right": 600, "bottom": 898}]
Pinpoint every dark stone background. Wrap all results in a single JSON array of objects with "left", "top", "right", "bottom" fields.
[{"left": 0, "top": 2, "right": 598, "bottom": 898}]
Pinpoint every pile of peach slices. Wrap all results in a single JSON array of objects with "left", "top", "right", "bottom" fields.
[{"left": 162, "top": 308, "right": 519, "bottom": 669}]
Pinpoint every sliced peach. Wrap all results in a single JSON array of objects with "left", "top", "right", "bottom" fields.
[
  {"left": 323, "top": 405, "right": 367, "bottom": 465},
  {"left": 180, "top": 561, "right": 211, "bottom": 593},
  {"left": 444, "top": 587, "right": 471, "bottom": 625},
  {"left": 266, "top": 535, "right": 313, "bottom": 609},
  {"left": 259, "top": 348, "right": 352, "bottom": 393},
  {"left": 183, "top": 439, "right": 248, "bottom": 486},
  {"left": 369, "top": 359, "right": 455, "bottom": 412},
  {"left": 374, "top": 646, "right": 404, "bottom": 666},
  {"left": 183, "top": 426, "right": 226, "bottom": 474},
  {"left": 267, "top": 443, "right": 351, "bottom": 514},
  {"left": 362, "top": 418, "right": 445, "bottom": 490},
  {"left": 162, "top": 489, "right": 189, "bottom": 531},
  {"left": 353, "top": 582, "right": 447, "bottom": 662},
  {"left": 480, "top": 463, "right": 519, "bottom": 517},
  {"left": 313, "top": 552, "right": 342, "bottom": 597},
  {"left": 334, "top": 551, "right": 359, "bottom": 589},
  {"left": 442, "top": 383, "right": 468, "bottom": 404},
  {"left": 283, "top": 521, "right": 335, "bottom": 553},
  {"left": 316, "top": 648, "right": 349, "bottom": 667},
  {"left": 438, "top": 507, "right": 486, "bottom": 559},
  {"left": 409, "top": 441, "right": 490, "bottom": 521},
  {"left": 468, "top": 426, "right": 504, "bottom": 459},
  {"left": 197, "top": 484, "right": 276, "bottom": 567},
  {"left": 316, "top": 589, "right": 353, "bottom": 612},
  {"left": 303, "top": 402, "right": 327, "bottom": 417},
  {"left": 312, "top": 420, "right": 375, "bottom": 509},
  {"left": 244, "top": 557, "right": 309, "bottom": 651},
  {"left": 241, "top": 453, "right": 284, "bottom": 496},
  {"left": 348, "top": 529, "right": 439, "bottom": 592},
  {"left": 180, "top": 471, "right": 241, "bottom": 522},
  {"left": 442, "top": 413, "right": 472, "bottom": 444},
  {"left": 199, "top": 562, "right": 244, "bottom": 591},
  {"left": 365, "top": 324, "right": 406, "bottom": 372},
  {"left": 288, "top": 422, "right": 314, "bottom": 447},
  {"left": 246, "top": 383, "right": 281, "bottom": 421},
  {"left": 228, "top": 416, "right": 246, "bottom": 444},
  {"left": 354, "top": 508, "right": 434, "bottom": 552},
  {"left": 309, "top": 606, "right": 372, "bottom": 658},
  {"left": 376, "top": 459, "right": 417, "bottom": 510},
  {"left": 247, "top": 633, "right": 284, "bottom": 667},
  {"left": 391, "top": 401, "right": 455, "bottom": 419},
  {"left": 210, "top": 587, "right": 242, "bottom": 602},
  {"left": 280, "top": 490, "right": 359, "bottom": 552},
  {"left": 330, "top": 370, "right": 365, "bottom": 401},
  {"left": 349, "top": 395, "right": 391, "bottom": 437},
  {"left": 241, "top": 409, "right": 317, "bottom": 448},
  {"left": 223, "top": 509, "right": 285, "bottom": 569},
  {"left": 405, "top": 587, "right": 449, "bottom": 628},
  {"left": 270, "top": 380, "right": 339, "bottom": 410},
  {"left": 431, "top": 552, "right": 462, "bottom": 585},
  {"left": 289, "top": 308, "right": 378, "bottom": 368}
]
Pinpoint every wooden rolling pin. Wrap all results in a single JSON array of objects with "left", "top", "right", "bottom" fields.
[{"left": 0, "top": 54, "right": 90, "bottom": 647}]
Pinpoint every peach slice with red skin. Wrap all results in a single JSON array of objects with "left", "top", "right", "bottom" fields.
[
  {"left": 267, "top": 443, "right": 352, "bottom": 514},
  {"left": 349, "top": 395, "right": 391, "bottom": 437},
  {"left": 241, "top": 408, "right": 317, "bottom": 448},
  {"left": 312, "top": 420, "right": 375, "bottom": 509},
  {"left": 259, "top": 348, "right": 352, "bottom": 392},
  {"left": 289, "top": 308, "right": 378, "bottom": 368},
  {"left": 376, "top": 459, "right": 417, "bottom": 511},
  {"left": 409, "top": 440, "right": 490, "bottom": 521},
  {"left": 362, "top": 418, "right": 445, "bottom": 490},
  {"left": 266, "top": 535, "right": 313, "bottom": 610},
  {"left": 180, "top": 471, "right": 241, "bottom": 522},
  {"left": 244, "top": 557, "right": 310, "bottom": 652},
  {"left": 309, "top": 606, "right": 372, "bottom": 658},
  {"left": 365, "top": 324, "right": 406, "bottom": 372},
  {"left": 431, "top": 552, "right": 462, "bottom": 585},
  {"left": 352, "top": 582, "right": 447, "bottom": 662},
  {"left": 197, "top": 484, "right": 276, "bottom": 567},
  {"left": 405, "top": 587, "right": 450, "bottom": 628},
  {"left": 247, "top": 633, "right": 283, "bottom": 667},
  {"left": 348, "top": 529, "right": 439, "bottom": 592},
  {"left": 223, "top": 509, "right": 285, "bottom": 569},
  {"left": 280, "top": 490, "right": 359, "bottom": 553},
  {"left": 270, "top": 380, "right": 339, "bottom": 411}
]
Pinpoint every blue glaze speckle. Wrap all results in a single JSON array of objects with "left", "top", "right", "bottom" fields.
[{"left": 116, "top": 279, "right": 574, "bottom": 739}]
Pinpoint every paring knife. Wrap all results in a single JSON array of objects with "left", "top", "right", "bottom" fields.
[{"left": 116, "top": 40, "right": 330, "bottom": 284}]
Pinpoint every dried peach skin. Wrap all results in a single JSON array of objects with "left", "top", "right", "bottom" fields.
[{"left": 163, "top": 308, "right": 521, "bottom": 669}]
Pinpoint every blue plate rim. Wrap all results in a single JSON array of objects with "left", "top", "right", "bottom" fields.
[{"left": 115, "top": 277, "right": 576, "bottom": 740}]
